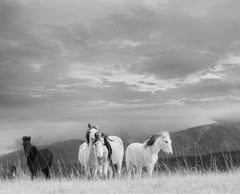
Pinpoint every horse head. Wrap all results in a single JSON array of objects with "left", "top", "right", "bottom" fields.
[
  {"left": 86, "top": 123, "right": 98, "bottom": 145},
  {"left": 158, "top": 131, "right": 173, "bottom": 155},
  {"left": 145, "top": 131, "right": 173, "bottom": 155},
  {"left": 93, "top": 131, "right": 106, "bottom": 162}
]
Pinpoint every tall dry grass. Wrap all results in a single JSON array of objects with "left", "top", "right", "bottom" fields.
[
  {"left": 0, "top": 169, "right": 240, "bottom": 194},
  {"left": 1, "top": 150, "right": 240, "bottom": 194}
]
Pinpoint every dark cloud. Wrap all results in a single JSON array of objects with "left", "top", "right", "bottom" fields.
[{"left": 138, "top": 48, "right": 218, "bottom": 79}]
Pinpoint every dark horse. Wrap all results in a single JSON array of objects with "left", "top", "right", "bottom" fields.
[{"left": 22, "top": 136, "right": 53, "bottom": 179}]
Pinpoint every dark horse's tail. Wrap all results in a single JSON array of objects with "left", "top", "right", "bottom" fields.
[
  {"left": 48, "top": 151, "right": 53, "bottom": 168},
  {"left": 44, "top": 150, "right": 53, "bottom": 179}
]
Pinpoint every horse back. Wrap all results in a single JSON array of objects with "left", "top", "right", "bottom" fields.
[{"left": 125, "top": 143, "right": 145, "bottom": 166}]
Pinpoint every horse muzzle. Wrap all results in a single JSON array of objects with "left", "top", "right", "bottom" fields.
[{"left": 97, "top": 156, "right": 104, "bottom": 161}]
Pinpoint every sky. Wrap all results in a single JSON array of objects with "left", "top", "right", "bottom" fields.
[{"left": 1, "top": 0, "right": 240, "bottom": 154}]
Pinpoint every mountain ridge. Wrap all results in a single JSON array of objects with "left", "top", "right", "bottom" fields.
[{"left": 1, "top": 122, "right": 240, "bottom": 168}]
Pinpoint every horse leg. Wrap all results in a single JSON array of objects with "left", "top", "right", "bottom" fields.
[
  {"left": 103, "top": 164, "right": 109, "bottom": 179},
  {"left": 85, "top": 166, "right": 91, "bottom": 179},
  {"left": 115, "top": 162, "right": 122, "bottom": 177},
  {"left": 136, "top": 166, "right": 142, "bottom": 178},
  {"left": 46, "top": 167, "right": 51, "bottom": 179},
  {"left": 126, "top": 162, "right": 132, "bottom": 178},
  {"left": 108, "top": 165, "right": 113, "bottom": 179},
  {"left": 31, "top": 170, "right": 36, "bottom": 180},
  {"left": 42, "top": 167, "right": 50, "bottom": 179},
  {"left": 147, "top": 163, "right": 154, "bottom": 178},
  {"left": 98, "top": 165, "right": 103, "bottom": 178},
  {"left": 93, "top": 165, "right": 99, "bottom": 179},
  {"left": 29, "top": 167, "right": 36, "bottom": 180},
  {"left": 118, "top": 162, "right": 122, "bottom": 177}
]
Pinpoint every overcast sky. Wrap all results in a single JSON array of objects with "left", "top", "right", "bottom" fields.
[{"left": 1, "top": 0, "right": 240, "bottom": 154}]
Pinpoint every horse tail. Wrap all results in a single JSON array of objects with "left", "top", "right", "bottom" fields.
[
  {"left": 48, "top": 151, "right": 53, "bottom": 168},
  {"left": 104, "top": 136, "right": 112, "bottom": 162}
]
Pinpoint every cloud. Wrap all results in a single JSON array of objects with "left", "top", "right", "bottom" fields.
[
  {"left": 68, "top": 58, "right": 229, "bottom": 93},
  {"left": 165, "top": 95, "right": 240, "bottom": 106},
  {"left": 0, "top": 0, "right": 240, "bottom": 154}
]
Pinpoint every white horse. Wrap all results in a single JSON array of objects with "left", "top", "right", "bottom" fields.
[
  {"left": 125, "top": 131, "right": 172, "bottom": 178},
  {"left": 78, "top": 123, "right": 98, "bottom": 178},
  {"left": 92, "top": 131, "right": 111, "bottom": 178}
]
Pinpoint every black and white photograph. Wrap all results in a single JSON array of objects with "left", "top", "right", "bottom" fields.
[{"left": 0, "top": 0, "right": 240, "bottom": 193}]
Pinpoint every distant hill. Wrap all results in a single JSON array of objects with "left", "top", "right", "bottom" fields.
[
  {"left": 170, "top": 122, "right": 240, "bottom": 156},
  {"left": 1, "top": 122, "right": 240, "bottom": 174}
]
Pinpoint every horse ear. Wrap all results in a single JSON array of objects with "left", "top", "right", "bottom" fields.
[
  {"left": 88, "top": 123, "right": 91, "bottom": 129},
  {"left": 95, "top": 125, "right": 99, "bottom": 130},
  {"left": 22, "top": 136, "right": 30, "bottom": 141},
  {"left": 160, "top": 130, "right": 168, "bottom": 137}
]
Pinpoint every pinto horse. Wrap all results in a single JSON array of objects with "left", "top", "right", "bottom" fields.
[
  {"left": 22, "top": 136, "right": 53, "bottom": 179},
  {"left": 78, "top": 123, "right": 99, "bottom": 178},
  {"left": 125, "top": 131, "right": 173, "bottom": 178},
  {"left": 92, "top": 131, "right": 112, "bottom": 178}
]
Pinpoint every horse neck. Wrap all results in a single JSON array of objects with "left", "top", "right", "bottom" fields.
[
  {"left": 87, "top": 142, "right": 95, "bottom": 155},
  {"left": 150, "top": 137, "right": 163, "bottom": 155},
  {"left": 28, "top": 144, "right": 38, "bottom": 158},
  {"left": 88, "top": 141, "right": 94, "bottom": 148}
]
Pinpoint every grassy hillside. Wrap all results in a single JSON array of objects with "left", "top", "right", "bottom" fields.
[
  {"left": 2, "top": 122, "right": 240, "bottom": 176},
  {"left": 1, "top": 170, "right": 240, "bottom": 194}
]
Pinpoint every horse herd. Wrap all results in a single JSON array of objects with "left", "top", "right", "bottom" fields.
[{"left": 2, "top": 123, "right": 173, "bottom": 180}]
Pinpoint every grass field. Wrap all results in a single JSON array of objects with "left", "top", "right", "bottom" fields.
[{"left": 0, "top": 170, "right": 240, "bottom": 194}]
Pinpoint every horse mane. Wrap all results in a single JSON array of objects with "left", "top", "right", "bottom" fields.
[
  {"left": 145, "top": 134, "right": 161, "bottom": 148},
  {"left": 86, "top": 130, "right": 90, "bottom": 145}
]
